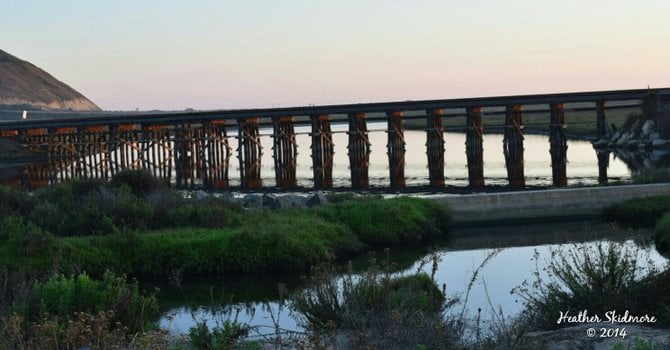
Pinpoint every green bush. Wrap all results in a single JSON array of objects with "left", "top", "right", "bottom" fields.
[
  {"left": 0, "top": 216, "right": 60, "bottom": 272},
  {"left": 291, "top": 257, "right": 460, "bottom": 349},
  {"left": 20, "top": 271, "right": 158, "bottom": 332},
  {"left": 110, "top": 169, "right": 167, "bottom": 197},
  {"left": 0, "top": 186, "right": 35, "bottom": 218},
  {"left": 512, "top": 241, "right": 670, "bottom": 330},
  {"left": 601, "top": 195, "right": 670, "bottom": 228},
  {"left": 653, "top": 213, "right": 670, "bottom": 257}
]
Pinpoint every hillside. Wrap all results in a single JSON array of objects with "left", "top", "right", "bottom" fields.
[{"left": 0, "top": 49, "right": 100, "bottom": 111}]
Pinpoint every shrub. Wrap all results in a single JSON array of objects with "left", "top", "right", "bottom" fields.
[
  {"left": 601, "top": 195, "right": 670, "bottom": 228},
  {"left": 653, "top": 213, "right": 670, "bottom": 257},
  {"left": 291, "top": 255, "right": 461, "bottom": 349},
  {"left": 20, "top": 271, "right": 158, "bottom": 333},
  {"left": 0, "top": 186, "right": 35, "bottom": 218},
  {"left": 512, "top": 241, "right": 670, "bottom": 330},
  {"left": 110, "top": 169, "right": 167, "bottom": 197}
]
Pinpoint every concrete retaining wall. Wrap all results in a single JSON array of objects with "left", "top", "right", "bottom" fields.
[{"left": 427, "top": 184, "right": 670, "bottom": 224}]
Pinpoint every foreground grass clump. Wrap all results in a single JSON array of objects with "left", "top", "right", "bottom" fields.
[
  {"left": 291, "top": 254, "right": 461, "bottom": 349},
  {"left": 653, "top": 213, "right": 670, "bottom": 257},
  {"left": 0, "top": 271, "right": 159, "bottom": 349},
  {"left": 512, "top": 241, "right": 670, "bottom": 331},
  {"left": 601, "top": 195, "right": 670, "bottom": 228}
]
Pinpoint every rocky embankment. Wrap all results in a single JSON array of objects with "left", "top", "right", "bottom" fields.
[{"left": 592, "top": 119, "right": 669, "bottom": 150}]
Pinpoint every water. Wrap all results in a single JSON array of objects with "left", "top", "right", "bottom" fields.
[{"left": 157, "top": 221, "right": 669, "bottom": 335}]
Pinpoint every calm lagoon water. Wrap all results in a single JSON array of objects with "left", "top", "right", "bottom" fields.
[{"left": 158, "top": 221, "right": 669, "bottom": 335}]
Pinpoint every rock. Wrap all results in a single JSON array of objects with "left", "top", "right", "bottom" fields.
[
  {"left": 642, "top": 120, "right": 656, "bottom": 136},
  {"left": 307, "top": 191, "right": 329, "bottom": 207},
  {"left": 194, "top": 190, "right": 209, "bottom": 200},
  {"left": 652, "top": 139, "right": 668, "bottom": 148},
  {"left": 262, "top": 193, "right": 280, "bottom": 209},
  {"left": 616, "top": 132, "right": 631, "bottom": 146},
  {"left": 519, "top": 323, "right": 670, "bottom": 350},
  {"left": 276, "top": 194, "right": 309, "bottom": 208},
  {"left": 241, "top": 194, "right": 264, "bottom": 208}
]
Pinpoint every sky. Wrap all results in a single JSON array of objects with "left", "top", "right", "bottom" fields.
[{"left": 2, "top": 0, "right": 669, "bottom": 111}]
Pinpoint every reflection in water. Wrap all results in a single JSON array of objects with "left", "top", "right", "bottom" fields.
[
  {"left": 158, "top": 221, "right": 668, "bottom": 335},
  {"left": 1, "top": 129, "right": 632, "bottom": 190}
]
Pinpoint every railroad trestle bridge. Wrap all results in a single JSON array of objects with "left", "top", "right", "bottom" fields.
[{"left": 1, "top": 88, "right": 668, "bottom": 190}]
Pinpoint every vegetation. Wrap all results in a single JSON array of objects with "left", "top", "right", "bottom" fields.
[
  {"left": 601, "top": 195, "right": 670, "bottom": 228},
  {"left": 0, "top": 170, "right": 453, "bottom": 348},
  {"left": 290, "top": 253, "right": 462, "bottom": 349},
  {"left": 601, "top": 195, "right": 670, "bottom": 257},
  {"left": 512, "top": 241, "right": 670, "bottom": 331}
]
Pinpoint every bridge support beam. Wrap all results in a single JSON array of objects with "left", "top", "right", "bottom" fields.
[
  {"left": 310, "top": 114, "right": 334, "bottom": 189},
  {"left": 201, "top": 120, "right": 231, "bottom": 189},
  {"left": 549, "top": 103, "right": 568, "bottom": 187},
  {"left": 348, "top": 112, "right": 370, "bottom": 189},
  {"left": 238, "top": 118, "right": 263, "bottom": 189},
  {"left": 466, "top": 107, "right": 485, "bottom": 187},
  {"left": 273, "top": 116, "right": 298, "bottom": 188},
  {"left": 426, "top": 108, "right": 445, "bottom": 188},
  {"left": 504, "top": 105, "right": 525, "bottom": 188},
  {"left": 596, "top": 100, "right": 607, "bottom": 137},
  {"left": 597, "top": 150, "right": 609, "bottom": 184},
  {"left": 387, "top": 111, "right": 405, "bottom": 188},
  {"left": 141, "top": 124, "right": 172, "bottom": 183}
]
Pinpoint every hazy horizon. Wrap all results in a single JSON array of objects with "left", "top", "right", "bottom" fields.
[{"left": 3, "top": 1, "right": 669, "bottom": 111}]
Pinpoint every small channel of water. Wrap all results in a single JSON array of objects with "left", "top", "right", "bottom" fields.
[{"left": 156, "top": 220, "right": 669, "bottom": 335}]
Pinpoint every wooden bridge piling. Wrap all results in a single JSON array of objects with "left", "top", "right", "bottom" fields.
[
  {"left": 348, "top": 112, "right": 371, "bottom": 189},
  {"left": 201, "top": 120, "right": 231, "bottom": 189},
  {"left": 549, "top": 102, "right": 568, "bottom": 187},
  {"left": 504, "top": 104, "right": 525, "bottom": 188},
  {"left": 273, "top": 116, "right": 298, "bottom": 188},
  {"left": 596, "top": 100, "right": 607, "bottom": 137},
  {"left": 238, "top": 118, "right": 263, "bottom": 189},
  {"left": 310, "top": 114, "right": 334, "bottom": 189},
  {"left": 466, "top": 106, "right": 485, "bottom": 187},
  {"left": 426, "top": 108, "right": 445, "bottom": 188},
  {"left": 387, "top": 111, "right": 406, "bottom": 188},
  {"left": 597, "top": 150, "right": 609, "bottom": 184}
]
